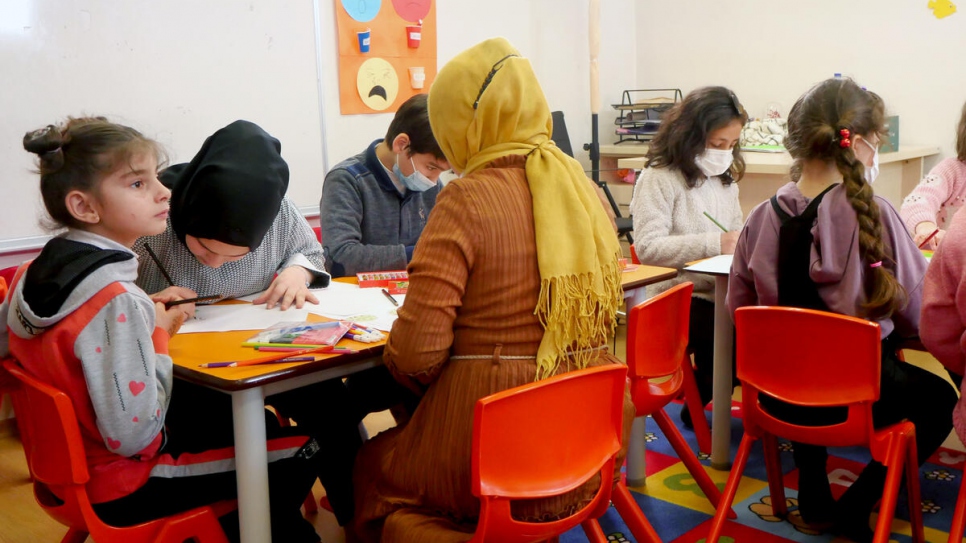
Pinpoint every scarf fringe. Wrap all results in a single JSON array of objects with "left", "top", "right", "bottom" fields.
[{"left": 533, "top": 252, "right": 623, "bottom": 380}]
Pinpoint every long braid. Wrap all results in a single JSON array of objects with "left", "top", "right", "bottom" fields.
[{"left": 835, "top": 145, "right": 905, "bottom": 319}]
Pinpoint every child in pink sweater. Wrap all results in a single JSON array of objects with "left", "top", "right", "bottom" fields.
[
  {"left": 900, "top": 102, "right": 966, "bottom": 249},
  {"left": 921, "top": 205, "right": 966, "bottom": 443}
]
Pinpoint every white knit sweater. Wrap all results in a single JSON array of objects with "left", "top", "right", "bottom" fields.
[{"left": 630, "top": 166, "right": 743, "bottom": 301}]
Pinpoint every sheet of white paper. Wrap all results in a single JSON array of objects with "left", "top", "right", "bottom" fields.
[
  {"left": 178, "top": 303, "right": 311, "bottom": 334},
  {"left": 683, "top": 254, "right": 733, "bottom": 275},
  {"left": 303, "top": 282, "right": 404, "bottom": 332}
]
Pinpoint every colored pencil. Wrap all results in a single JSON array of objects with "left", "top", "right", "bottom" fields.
[
  {"left": 918, "top": 228, "right": 940, "bottom": 249},
  {"left": 381, "top": 288, "right": 399, "bottom": 307},
  {"left": 702, "top": 211, "right": 729, "bottom": 233},
  {"left": 144, "top": 243, "right": 176, "bottom": 287},
  {"left": 199, "top": 345, "right": 336, "bottom": 368},
  {"left": 165, "top": 294, "right": 223, "bottom": 308},
  {"left": 200, "top": 356, "right": 316, "bottom": 369}
]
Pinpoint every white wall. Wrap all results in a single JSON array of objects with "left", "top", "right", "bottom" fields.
[
  {"left": 634, "top": 0, "right": 966, "bottom": 168},
  {"left": 318, "top": 0, "right": 637, "bottom": 178},
  {"left": 0, "top": 0, "right": 635, "bottom": 261}
]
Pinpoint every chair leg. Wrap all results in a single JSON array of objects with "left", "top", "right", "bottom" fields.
[
  {"left": 706, "top": 433, "right": 756, "bottom": 543},
  {"left": 680, "top": 354, "right": 712, "bottom": 454},
  {"left": 872, "top": 434, "right": 908, "bottom": 543},
  {"left": 903, "top": 434, "right": 924, "bottom": 543},
  {"left": 610, "top": 481, "right": 661, "bottom": 543},
  {"left": 761, "top": 433, "right": 787, "bottom": 518},
  {"left": 60, "top": 529, "right": 90, "bottom": 543},
  {"left": 949, "top": 468, "right": 966, "bottom": 543},
  {"left": 580, "top": 518, "right": 609, "bottom": 543},
  {"left": 652, "top": 410, "right": 735, "bottom": 518}
]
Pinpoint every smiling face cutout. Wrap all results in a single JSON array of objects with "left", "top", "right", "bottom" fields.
[{"left": 356, "top": 57, "right": 399, "bottom": 111}]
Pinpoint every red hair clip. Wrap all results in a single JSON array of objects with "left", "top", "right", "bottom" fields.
[{"left": 839, "top": 128, "right": 851, "bottom": 148}]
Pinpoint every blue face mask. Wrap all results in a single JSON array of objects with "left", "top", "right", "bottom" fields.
[{"left": 393, "top": 154, "right": 436, "bottom": 192}]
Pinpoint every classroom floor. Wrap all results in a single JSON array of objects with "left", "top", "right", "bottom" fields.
[{"left": 0, "top": 327, "right": 962, "bottom": 543}]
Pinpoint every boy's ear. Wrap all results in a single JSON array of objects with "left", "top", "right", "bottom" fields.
[
  {"left": 65, "top": 190, "right": 100, "bottom": 225},
  {"left": 391, "top": 133, "right": 411, "bottom": 155}
]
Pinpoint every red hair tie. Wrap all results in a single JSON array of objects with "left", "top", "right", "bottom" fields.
[{"left": 838, "top": 128, "right": 851, "bottom": 148}]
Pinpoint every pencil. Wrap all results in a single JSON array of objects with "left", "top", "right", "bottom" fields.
[
  {"left": 201, "top": 355, "right": 317, "bottom": 369},
  {"left": 165, "top": 294, "right": 223, "bottom": 308},
  {"left": 702, "top": 211, "right": 729, "bottom": 233},
  {"left": 144, "top": 243, "right": 176, "bottom": 287},
  {"left": 918, "top": 228, "right": 940, "bottom": 249},
  {"left": 381, "top": 288, "right": 399, "bottom": 307},
  {"left": 199, "top": 345, "right": 336, "bottom": 368}
]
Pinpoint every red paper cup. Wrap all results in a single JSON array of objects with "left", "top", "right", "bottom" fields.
[{"left": 406, "top": 25, "right": 421, "bottom": 48}]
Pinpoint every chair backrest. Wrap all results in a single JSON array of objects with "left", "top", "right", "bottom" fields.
[
  {"left": 312, "top": 225, "right": 322, "bottom": 243},
  {"left": 734, "top": 306, "right": 881, "bottom": 446},
  {"left": 551, "top": 111, "right": 575, "bottom": 158},
  {"left": 626, "top": 282, "right": 693, "bottom": 380},
  {"left": 3, "top": 358, "right": 90, "bottom": 486},
  {"left": 0, "top": 265, "right": 17, "bottom": 291},
  {"left": 471, "top": 364, "right": 626, "bottom": 542}
]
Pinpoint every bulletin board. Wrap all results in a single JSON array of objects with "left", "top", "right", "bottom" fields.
[{"left": 335, "top": 0, "right": 437, "bottom": 114}]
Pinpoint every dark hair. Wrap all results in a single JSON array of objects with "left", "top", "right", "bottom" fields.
[
  {"left": 385, "top": 94, "right": 445, "bottom": 160},
  {"left": 23, "top": 117, "right": 165, "bottom": 230},
  {"left": 957, "top": 101, "right": 966, "bottom": 162},
  {"left": 785, "top": 77, "right": 901, "bottom": 320},
  {"left": 645, "top": 86, "right": 748, "bottom": 188}
]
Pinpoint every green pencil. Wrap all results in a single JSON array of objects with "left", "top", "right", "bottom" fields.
[{"left": 702, "top": 211, "right": 728, "bottom": 232}]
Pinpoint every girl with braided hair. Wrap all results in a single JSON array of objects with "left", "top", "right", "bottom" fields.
[{"left": 728, "top": 78, "right": 957, "bottom": 542}]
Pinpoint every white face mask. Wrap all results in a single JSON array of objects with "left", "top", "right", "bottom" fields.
[
  {"left": 694, "top": 148, "right": 735, "bottom": 178},
  {"left": 393, "top": 154, "right": 436, "bottom": 192},
  {"left": 861, "top": 138, "right": 880, "bottom": 184}
]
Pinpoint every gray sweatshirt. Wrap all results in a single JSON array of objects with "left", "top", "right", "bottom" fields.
[{"left": 320, "top": 140, "right": 440, "bottom": 277}]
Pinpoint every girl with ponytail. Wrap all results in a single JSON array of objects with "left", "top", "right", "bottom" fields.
[{"left": 728, "top": 78, "right": 957, "bottom": 542}]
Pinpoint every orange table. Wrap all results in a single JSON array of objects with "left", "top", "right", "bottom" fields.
[
  {"left": 621, "top": 264, "right": 677, "bottom": 308},
  {"left": 171, "top": 307, "right": 384, "bottom": 543}
]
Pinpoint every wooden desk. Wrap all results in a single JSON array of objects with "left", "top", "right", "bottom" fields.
[
  {"left": 618, "top": 263, "right": 677, "bottom": 488},
  {"left": 617, "top": 145, "right": 940, "bottom": 217},
  {"left": 171, "top": 312, "right": 384, "bottom": 543}
]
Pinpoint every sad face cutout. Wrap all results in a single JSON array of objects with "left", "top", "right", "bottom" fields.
[{"left": 356, "top": 57, "right": 399, "bottom": 111}]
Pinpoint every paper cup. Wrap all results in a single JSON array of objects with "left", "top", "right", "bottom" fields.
[
  {"left": 408, "top": 66, "right": 425, "bottom": 89},
  {"left": 357, "top": 29, "right": 371, "bottom": 53},
  {"left": 406, "top": 25, "right": 421, "bottom": 48}
]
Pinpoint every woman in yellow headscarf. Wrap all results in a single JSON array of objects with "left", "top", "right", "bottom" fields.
[{"left": 349, "top": 37, "right": 634, "bottom": 543}]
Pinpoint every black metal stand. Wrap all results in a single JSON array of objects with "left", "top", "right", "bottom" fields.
[{"left": 585, "top": 113, "right": 634, "bottom": 245}]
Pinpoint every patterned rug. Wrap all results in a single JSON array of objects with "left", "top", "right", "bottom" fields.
[{"left": 561, "top": 401, "right": 965, "bottom": 543}]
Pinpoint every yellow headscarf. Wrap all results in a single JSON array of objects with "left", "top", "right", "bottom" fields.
[{"left": 428, "top": 37, "right": 622, "bottom": 379}]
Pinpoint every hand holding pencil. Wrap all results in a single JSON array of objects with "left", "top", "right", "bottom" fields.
[{"left": 704, "top": 211, "right": 739, "bottom": 255}]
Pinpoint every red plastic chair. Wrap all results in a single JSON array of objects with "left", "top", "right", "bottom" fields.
[
  {"left": 611, "top": 282, "right": 729, "bottom": 542},
  {"left": 0, "top": 264, "right": 17, "bottom": 289},
  {"left": 629, "top": 245, "right": 641, "bottom": 265},
  {"left": 382, "top": 364, "right": 628, "bottom": 542},
  {"left": 3, "top": 358, "right": 235, "bottom": 543},
  {"left": 312, "top": 225, "right": 322, "bottom": 243},
  {"left": 705, "top": 307, "right": 924, "bottom": 543},
  {"left": 948, "top": 469, "right": 966, "bottom": 543}
]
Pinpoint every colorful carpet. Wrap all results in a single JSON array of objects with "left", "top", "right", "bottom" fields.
[{"left": 560, "top": 401, "right": 965, "bottom": 543}]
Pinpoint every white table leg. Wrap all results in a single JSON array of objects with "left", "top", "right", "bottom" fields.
[
  {"left": 623, "top": 287, "right": 648, "bottom": 487},
  {"left": 232, "top": 388, "right": 272, "bottom": 543},
  {"left": 710, "top": 275, "right": 734, "bottom": 470},
  {"left": 625, "top": 415, "right": 648, "bottom": 487}
]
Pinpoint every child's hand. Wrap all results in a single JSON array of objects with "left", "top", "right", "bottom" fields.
[
  {"left": 154, "top": 302, "right": 188, "bottom": 337},
  {"left": 252, "top": 266, "right": 320, "bottom": 310},
  {"left": 914, "top": 221, "right": 943, "bottom": 250},
  {"left": 150, "top": 286, "right": 199, "bottom": 319},
  {"left": 720, "top": 231, "right": 740, "bottom": 255}
]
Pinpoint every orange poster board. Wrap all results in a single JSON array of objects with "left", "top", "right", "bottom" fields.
[{"left": 334, "top": 0, "right": 437, "bottom": 115}]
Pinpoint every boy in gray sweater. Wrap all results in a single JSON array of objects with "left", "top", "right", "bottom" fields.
[{"left": 320, "top": 94, "right": 449, "bottom": 277}]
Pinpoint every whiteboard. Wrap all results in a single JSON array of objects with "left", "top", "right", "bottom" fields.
[{"left": 0, "top": 0, "right": 328, "bottom": 246}]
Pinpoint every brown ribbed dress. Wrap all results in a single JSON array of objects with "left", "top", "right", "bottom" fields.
[{"left": 350, "top": 156, "right": 635, "bottom": 542}]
